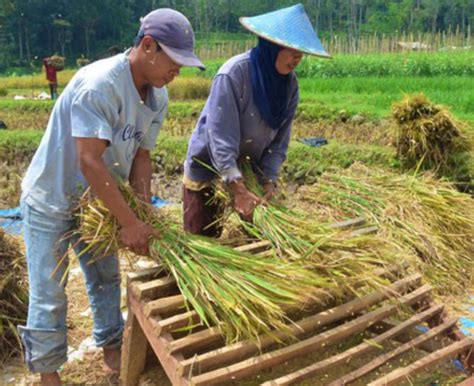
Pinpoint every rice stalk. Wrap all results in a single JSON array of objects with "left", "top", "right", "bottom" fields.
[{"left": 213, "top": 164, "right": 399, "bottom": 299}]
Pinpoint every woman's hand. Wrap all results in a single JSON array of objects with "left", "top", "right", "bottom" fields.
[
  {"left": 263, "top": 182, "right": 277, "bottom": 202},
  {"left": 229, "top": 179, "right": 261, "bottom": 222}
]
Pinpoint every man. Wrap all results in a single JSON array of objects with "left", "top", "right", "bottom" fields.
[
  {"left": 19, "top": 9, "right": 204, "bottom": 386},
  {"left": 43, "top": 57, "right": 59, "bottom": 100}
]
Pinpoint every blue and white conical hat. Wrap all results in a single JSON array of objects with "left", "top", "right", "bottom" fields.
[{"left": 239, "top": 3, "right": 330, "bottom": 58}]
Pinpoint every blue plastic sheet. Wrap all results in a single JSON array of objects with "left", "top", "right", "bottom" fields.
[
  {"left": 298, "top": 137, "right": 328, "bottom": 147},
  {"left": 0, "top": 196, "right": 169, "bottom": 236},
  {"left": 151, "top": 196, "right": 168, "bottom": 208},
  {"left": 459, "top": 297, "right": 474, "bottom": 337},
  {"left": 0, "top": 207, "right": 22, "bottom": 236}
]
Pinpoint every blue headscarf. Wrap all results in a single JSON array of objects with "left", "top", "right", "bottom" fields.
[{"left": 250, "top": 37, "right": 291, "bottom": 130}]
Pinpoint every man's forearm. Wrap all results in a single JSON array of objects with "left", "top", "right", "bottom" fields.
[
  {"left": 80, "top": 156, "right": 139, "bottom": 227},
  {"left": 129, "top": 151, "right": 152, "bottom": 202}
]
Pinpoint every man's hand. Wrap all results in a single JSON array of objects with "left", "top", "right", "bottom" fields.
[
  {"left": 119, "top": 219, "right": 161, "bottom": 256},
  {"left": 263, "top": 182, "right": 277, "bottom": 202},
  {"left": 76, "top": 138, "right": 159, "bottom": 255},
  {"left": 229, "top": 179, "right": 261, "bottom": 222}
]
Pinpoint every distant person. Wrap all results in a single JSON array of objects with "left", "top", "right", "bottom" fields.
[
  {"left": 20, "top": 9, "right": 203, "bottom": 386},
  {"left": 183, "top": 4, "right": 330, "bottom": 236},
  {"left": 43, "top": 57, "right": 59, "bottom": 100}
]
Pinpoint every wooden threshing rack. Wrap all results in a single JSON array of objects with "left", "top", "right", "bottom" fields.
[{"left": 121, "top": 219, "right": 473, "bottom": 385}]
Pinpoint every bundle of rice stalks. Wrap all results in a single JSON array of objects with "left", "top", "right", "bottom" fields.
[
  {"left": 300, "top": 163, "right": 474, "bottom": 298},
  {"left": 49, "top": 55, "right": 65, "bottom": 70},
  {"left": 0, "top": 229, "right": 28, "bottom": 362},
  {"left": 213, "top": 164, "right": 399, "bottom": 298},
  {"left": 392, "top": 93, "right": 471, "bottom": 184},
  {"left": 74, "top": 185, "right": 329, "bottom": 343},
  {"left": 76, "top": 57, "right": 90, "bottom": 68}
]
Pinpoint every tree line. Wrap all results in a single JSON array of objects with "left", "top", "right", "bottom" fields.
[{"left": 0, "top": 0, "right": 472, "bottom": 73}]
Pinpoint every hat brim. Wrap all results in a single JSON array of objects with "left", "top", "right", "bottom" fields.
[
  {"left": 160, "top": 43, "right": 206, "bottom": 71},
  {"left": 239, "top": 17, "right": 331, "bottom": 59}
]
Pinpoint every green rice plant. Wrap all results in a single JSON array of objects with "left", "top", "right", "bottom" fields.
[
  {"left": 189, "top": 52, "right": 474, "bottom": 80},
  {"left": 296, "top": 51, "right": 474, "bottom": 78},
  {"left": 74, "top": 184, "right": 331, "bottom": 343},
  {"left": 300, "top": 163, "right": 474, "bottom": 297},
  {"left": 299, "top": 76, "right": 474, "bottom": 123},
  {"left": 0, "top": 130, "right": 44, "bottom": 165},
  {"left": 167, "top": 77, "right": 211, "bottom": 100},
  {"left": 0, "top": 69, "right": 75, "bottom": 89},
  {"left": 0, "top": 100, "right": 54, "bottom": 112},
  {"left": 0, "top": 230, "right": 28, "bottom": 363}
]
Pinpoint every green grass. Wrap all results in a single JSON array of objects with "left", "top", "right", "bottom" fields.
[
  {"left": 182, "top": 51, "right": 474, "bottom": 78},
  {"left": 0, "top": 129, "right": 398, "bottom": 184},
  {"left": 0, "top": 130, "right": 44, "bottom": 164},
  {"left": 3, "top": 74, "right": 473, "bottom": 125},
  {"left": 296, "top": 51, "right": 474, "bottom": 78},
  {"left": 2, "top": 51, "right": 472, "bottom": 88},
  {"left": 298, "top": 76, "right": 474, "bottom": 123}
]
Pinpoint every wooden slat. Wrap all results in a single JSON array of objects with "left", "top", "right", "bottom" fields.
[
  {"left": 369, "top": 319, "right": 450, "bottom": 353},
  {"left": 127, "top": 289, "right": 188, "bottom": 386},
  {"left": 127, "top": 265, "right": 163, "bottom": 282},
  {"left": 169, "top": 327, "right": 223, "bottom": 355},
  {"left": 330, "top": 317, "right": 459, "bottom": 386},
  {"left": 190, "top": 284, "right": 432, "bottom": 385},
  {"left": 155, "top": 311, "right": 201, "bottom": 335},
  {"left": 131, "top": 276, "right": 177, "bottom": 301},
  {"left": 121, "top": 311, "right": 148, "bottom": 386},
  {"left": 263, "top": 303, "right": 444, "bottom": 386},
  {"left": 330, "top": 217, "right": 366, "bottom": 229},
  {"left": 368, "top": 338, "right": 474, "bottom": 386},
  {"left": 144, "top": 294, "right": 185, "bottom": 318},
  {"left": 179, "top": 274, "right": 422, "bottom": 377}
]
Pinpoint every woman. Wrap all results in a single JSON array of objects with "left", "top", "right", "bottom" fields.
[{"left": 183, "top": 4, "right": 330, "bottom": 236}]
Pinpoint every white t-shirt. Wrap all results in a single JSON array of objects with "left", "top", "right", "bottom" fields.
[{"left": 21, "top": 51, "right": 168, "bottom": 219}]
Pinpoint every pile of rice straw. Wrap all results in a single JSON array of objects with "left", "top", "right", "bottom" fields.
[
  {"left": 392, "top": 93, "right": 471, "bottom": 188},
  {"left": 0, "top": 229, "right": 28, "bottom": 362},
  {"left": 299, "top": 162, "right": 474, "bottom": 298}
]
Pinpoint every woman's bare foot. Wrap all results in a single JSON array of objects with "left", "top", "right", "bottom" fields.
[{"left": 40, "top": 372, "right": 61, "bottom": 386}]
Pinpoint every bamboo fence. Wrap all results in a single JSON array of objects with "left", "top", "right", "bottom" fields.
[{"left": 196, "top": 27, "right": 472, "bottom": 59}]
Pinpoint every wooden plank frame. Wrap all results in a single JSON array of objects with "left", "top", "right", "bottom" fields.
[{"left": 120, "top": 228, "right": 473, "bottom": 386}]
